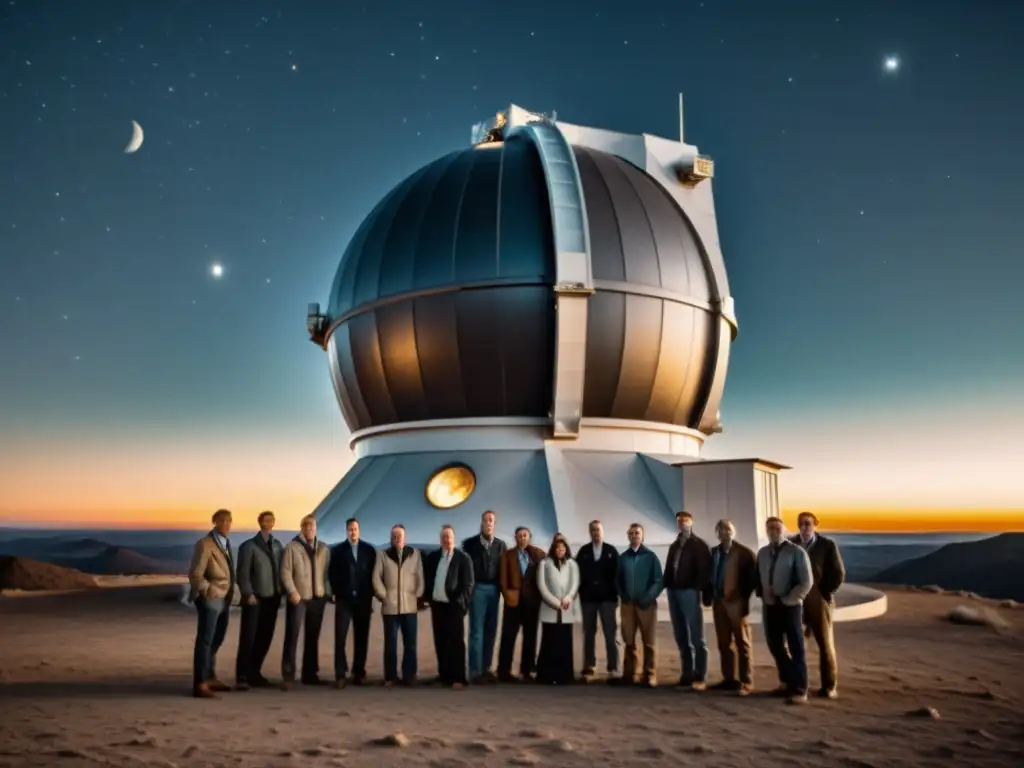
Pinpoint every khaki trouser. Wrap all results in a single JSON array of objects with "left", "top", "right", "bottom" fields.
[
  {"left": 620, "top": 602, "right": 657, "bottom": 681},
  {"left": 803, "top": 587, "right": 838, "bottom": 690},
  {"left": 712, "top": 598, "right": 753, "bottom": 685}
]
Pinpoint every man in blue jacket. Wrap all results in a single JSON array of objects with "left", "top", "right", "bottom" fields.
[{"left": 614, "top": 523, "right": 664, "bottom": 687}]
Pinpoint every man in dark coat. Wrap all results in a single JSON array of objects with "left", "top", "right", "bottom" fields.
[
  {"left": 792, "top": 511, "right": 846, "bottom": 699},
  {"left": 423, "top": 524, "right": 475, "bottom": 689},
  {"left": 461, "top": 510, "right": 507, "bottom": 683},
  {"left": 576, "top": 519, "right": 619, "bottom": 680},
  {"left": 235, "top": 510, "right": 283, "bottom": 689},
  {"left": 328, "top": 517, "right": 377, "bottom": 687}
]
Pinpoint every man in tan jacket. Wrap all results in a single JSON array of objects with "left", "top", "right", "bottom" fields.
[
  {"left": 280, "top": 514, "right": 332, "bottom": 688},
  {"left": 188, "top": 509, "right": 236, "bottom": 699},
  {"left": 372, "top": 524, "right": 424, "bottom": 686}
]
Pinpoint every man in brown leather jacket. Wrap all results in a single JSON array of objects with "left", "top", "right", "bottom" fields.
[{"left": 497, "top": 526, "right": 545, "bottom": 682}]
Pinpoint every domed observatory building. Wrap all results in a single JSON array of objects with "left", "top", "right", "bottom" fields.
[{"left": 307, "top": 103, "right": 788, "bottom": 549}]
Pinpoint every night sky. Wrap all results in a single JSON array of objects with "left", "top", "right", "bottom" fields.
[{"left": 1, "top": 0, "right": 1021, "bottom": 529}]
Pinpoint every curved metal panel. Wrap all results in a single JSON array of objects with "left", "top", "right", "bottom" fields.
[
  {"left": 328, "top": 286, "right": 555, "bottom": 432},
  {"left": 573, "top": 145, "right": 723, "bottom": 431},
  {"left": 508, "top": 121, "right": 594, "bottom": 438},
  {"left": 571, "top": 147, "right": 713, "bottom": 304}
]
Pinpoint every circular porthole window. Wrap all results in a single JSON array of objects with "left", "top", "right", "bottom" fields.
[{"left": 425, "top": 463, "right": 476, "bottom": 509}]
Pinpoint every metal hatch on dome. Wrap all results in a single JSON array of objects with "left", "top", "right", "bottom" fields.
[{"left": 306, "top": 302, "right": 328, "bottom": 347}]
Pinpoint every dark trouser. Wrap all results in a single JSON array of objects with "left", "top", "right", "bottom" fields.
[
  {"left": 193, "top": 596, "right": 229, "bottom": 686},
  {"left": 468, "top": 582, "right": 500, "bottom": 678},
  {"left": 536, "top": 620, "right": 575, "bottom": 685},
  {"left": 334, "top": 600, "right": 372, "bottom": 680},
  {"left": 235, "top": 595, "right": 280, "bottom": 683},
  {"left": 581, "top": 600, "right": 619, "bottom": 673},
  {"left": 712, "top": 598, "right": 753, "bottom": 685},
  {"left": 383, "top": 613, "right": 418, "bottom": 682},
  {"left": 497, "top": 602, "right": 540, "bottom": 677},
  {"left": 763, "top": 602, "right": 807, "bottom": 695},
  {"left": 431, "top": 601, "right": 467, "bottom": 685},
  {"left": 803, "top": 588, "right": 838, "bottom": 691},
  {"left": 281, "top": 597, "right": 326, "bottom": 682}
]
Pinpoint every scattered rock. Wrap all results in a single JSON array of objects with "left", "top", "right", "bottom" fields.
[
  {"left": 51, "top": 749, "right": 95, "bottom": 759},
  {"left": 637, "top": 746, "right": 666, "bottom": 757},
  {"left": 508, "top": 754, "right": 540, "bottom": 766},
  {"left": 517, "top": 729, "right": 549, "bottom": 739},
  {"left": 545, "top": 739, "right": 574, "bottom": 752},
  {"left": 908, "top": 706, "right": 941, "bottom": 719},
  {"left": 947, "top": 606, "right": 1009, "bottom": 629},
  {"left": 181, "top": 745, "right": 198, "bottom": 757},
  {"left": 114, "top": 736, "right": 158, "bottom": 748},
  {"left": 815, "top": 740, "right": 839, "bottom": 750},
  {"left": 277, "top": 751, "right": 296, "bottom": 758},
  {"left": 692, "top": 744, "right": 715, "bottom": 754},
  {"left": 922, "top": 585, "right": 945, "bottom": 594},
  {"left": 369, "top": 733, "right": 410, "bottom": 748},
  {"left": 422, "top": 736, "right": 454, "bottom": 748},
  {"left": 1000, "top": 599, "right": 1019, "bottom": 609},
  {"left": 462, "top": 741, "right": 496, "bottom": 753},
  {"left": 966, "top": 728, "right": 996, "bottom": 740}
]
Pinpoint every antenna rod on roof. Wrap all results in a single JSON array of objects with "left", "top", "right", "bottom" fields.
[{"left": 678, "top": 92, "right": 685, "bottom": 144}]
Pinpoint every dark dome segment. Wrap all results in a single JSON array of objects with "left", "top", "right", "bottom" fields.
[
  {"left": 573, "top": 147, "right": 721, "bottom": 429},
  {"left": 325, "top": 136, "right": 557, "bottom": 433},
  {"left": 328, "top": 138, "right": 555, "bottom": 319}
]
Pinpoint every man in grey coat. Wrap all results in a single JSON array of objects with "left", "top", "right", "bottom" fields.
[
  {"left": 755, "top": 516, "right": 813, "bottom": 705},
  {"left": 234, "top": 511, "right": 283, "bottom": 689}
]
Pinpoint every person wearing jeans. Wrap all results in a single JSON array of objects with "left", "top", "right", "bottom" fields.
[
  {"left": 462, "top": 510, "right": 507, "bottom": 683},
  {"left": 755, "top": 516, "right": 813, "bottom": 705},
  {"left": 372, "top": 524, "right": 424, "bottom": 686},
  {"left": 663, "top": 510, "right": 712, "bottom": 690},
  {"left": 188, "top": 509, "right": 236, "bottom": 699}
]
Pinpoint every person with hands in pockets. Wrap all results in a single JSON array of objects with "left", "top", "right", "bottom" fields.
[{"left": 279, "top": 514, "right": 332, "bottom": 689}]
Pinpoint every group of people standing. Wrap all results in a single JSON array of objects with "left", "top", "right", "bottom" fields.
[{"left": 187, "top": 507, "right": 844, "bottom": 706}]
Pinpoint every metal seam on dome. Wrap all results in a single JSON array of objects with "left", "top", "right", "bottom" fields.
[
  {"left": 322, "top": 277, "right": 551, "bottom": 340},
  {"left": 495, "top": 136, "right": 506, "bottom": 276},
  {"left": 449, "top": 149, "right": 476, "bottom": 283},
  {"left": 601, "top": 154, "right": 669, "bottom": 422}
]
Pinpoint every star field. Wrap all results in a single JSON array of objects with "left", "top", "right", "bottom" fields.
[{"left": 0, "top": 0, "right": 1022, "bottom": 523}]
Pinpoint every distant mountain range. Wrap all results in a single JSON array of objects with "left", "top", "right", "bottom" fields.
[
  {"left": 0, "top": 537, "right": 187, "bottom": 576},
  {"left": 873, "top": 532, "right": 1023, "bottom": 600}
]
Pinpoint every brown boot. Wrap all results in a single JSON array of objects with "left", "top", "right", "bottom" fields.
[
  {"left": 193, "top": 683, "right": 218, "bottom": 699},
  {"left": 206, "top": 679, "right": 231, "bottom": 692}
]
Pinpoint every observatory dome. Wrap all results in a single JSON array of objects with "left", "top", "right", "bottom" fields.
[{"left": 323, "top": 132, "right": 726, "bottom": 435}]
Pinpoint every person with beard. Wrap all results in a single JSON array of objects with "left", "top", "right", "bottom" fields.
[
  {"left": 755, "top": 516, "right": 813, "bottom": 705},
  {"left": 328, "top": 517, "right": 377, "bottom": 688},
  {"left": 422, "top": 524, "right": 474, "bottom": 689},
  {"left": 234, "top": 511, "right": 283, "bottom": 689},
  {"left": 279, "top": 515, "right": 332, "bottom": 689},
  {"left": 663, "top": 511, "right": 712, "bottom": 690},
  {"left": 703, "top": 519, "right": 757, "bottom": 695},
  {"left": 497, "top": 526, "right": 545, "bottom": 682}
]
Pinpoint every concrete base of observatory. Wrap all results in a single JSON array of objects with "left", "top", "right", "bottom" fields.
[{"left": 314, "top": 418, "right": 787, "bottom": 553}]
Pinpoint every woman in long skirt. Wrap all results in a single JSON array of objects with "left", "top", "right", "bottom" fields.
[{"left": 535, "top": 533, "right": 581, "bottom": 685}]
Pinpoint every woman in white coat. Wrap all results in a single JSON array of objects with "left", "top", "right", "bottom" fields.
[{"left": 536, "top": 533, "right": 581, "bottom": 685}]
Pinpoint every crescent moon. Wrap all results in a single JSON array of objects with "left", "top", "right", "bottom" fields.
[{"left": 124, "top": 120, "right": 144, "bottom": 154}]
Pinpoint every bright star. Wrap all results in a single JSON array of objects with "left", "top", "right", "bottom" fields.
[
  {"left": 210, "top": 262, "right": 224, "bottom": 278},
  {"left": 883, "top": 55, "right": 901, "bottom": 73}
]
